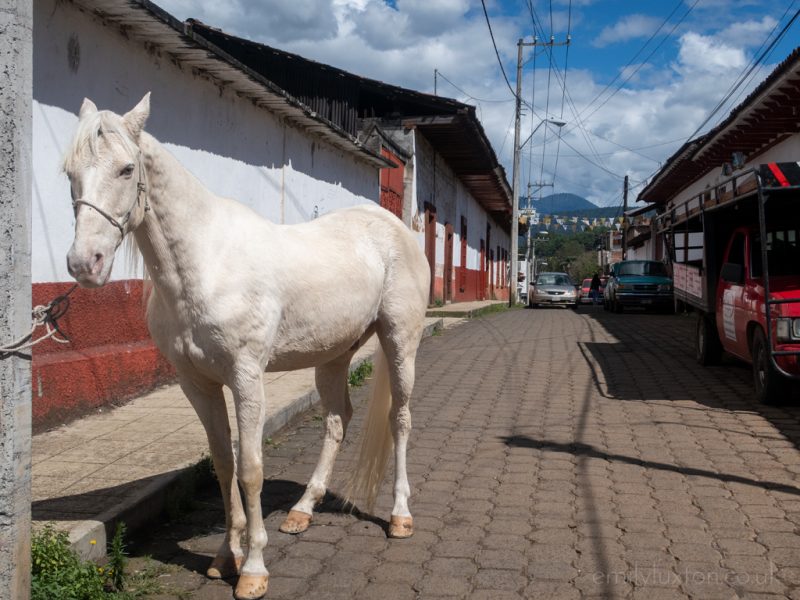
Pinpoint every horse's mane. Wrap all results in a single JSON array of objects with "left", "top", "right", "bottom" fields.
[
  {"left": 62, "top": 111, "right": 138, "bottom": 174},
  {"left": 63, "top": 110, "right": 150, "bottom": 303}
]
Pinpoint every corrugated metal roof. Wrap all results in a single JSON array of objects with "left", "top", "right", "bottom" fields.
[
  {"left": 187, "top": 20, "right": 513, "bottom": 228},
  {"left": 69, "top": 0, "right": 390, "bottom": 168},
  {"left": 638, "top": 46, "right": 800, "bottom": 205}
]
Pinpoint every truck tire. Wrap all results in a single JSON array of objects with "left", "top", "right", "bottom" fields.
[
  {"left": 751, "top": 328, "right": 788, "bottom": 405},
  {"left": 614, "top": 298, "right": 623, "bottom": 313},
  {"left": 695, "top": 312, "right": 722, "bottom": 366}
]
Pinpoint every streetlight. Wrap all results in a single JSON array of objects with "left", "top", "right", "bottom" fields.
[{"left": 519, "top": 117, "right": 566, "bottom": 151}]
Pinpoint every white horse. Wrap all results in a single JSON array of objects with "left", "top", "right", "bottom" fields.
[{"left": 63, "top": 93, "right": 429, "bottom": 600}]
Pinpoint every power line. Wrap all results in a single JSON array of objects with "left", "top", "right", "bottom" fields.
[
  {"left": 435, "top": 70, "right": 513, "bottom": 103},
  {"left": 686, "top": 4, "right": 800, "bottom": 140},
  {"left": 576, "top": 0, "right": 685, "bottom": 119},
  {"left": 480, "top": 0, "right": 517, "bottom": 98},
  {"left": 578, "top": 0, "right": 700, "bottom": 127},
  {"left": 551, "top": 0, "right": 572, "bottom": 193},
  {"left": 524, "top": 0, "right": 609, "bottom": 186}
]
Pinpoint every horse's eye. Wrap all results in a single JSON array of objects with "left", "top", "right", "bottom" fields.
[{"left": 119, "top": 164, "right": 135, "bottom": 178}]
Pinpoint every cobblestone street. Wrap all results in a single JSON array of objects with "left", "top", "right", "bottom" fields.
[{"left": 130, "top": 307, "right": 800, "bottom": 599}]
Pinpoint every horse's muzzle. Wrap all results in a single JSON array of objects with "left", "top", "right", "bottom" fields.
[{"left": 67, "top": 248, "right": 107, "bottom": 287}]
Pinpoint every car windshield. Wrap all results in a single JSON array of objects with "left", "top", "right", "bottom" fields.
[
  {"left": 582, "top": 279, "right": 591, "bottom": 287},
  {"left": 537, "top": 274, "right": 572, "bottom": 286},
  {"left": 617, "top": 261, "right": 668, "bottom": 277}
]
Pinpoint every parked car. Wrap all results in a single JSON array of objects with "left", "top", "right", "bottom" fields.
[
  {"left": 528, "top": 272, "right": 578, "bottom": 309},
  {"left": 578, "top": 277, "right": 607, "bottom": 304},
  {"left": 604, "top": 260, "right": 673, "bottom": 313}
]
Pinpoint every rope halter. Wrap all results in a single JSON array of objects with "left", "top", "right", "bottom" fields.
[{"left": 71, "top": 153, "right": 150, "bottom": 238}]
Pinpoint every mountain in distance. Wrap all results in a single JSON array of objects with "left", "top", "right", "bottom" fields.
[
  {"left": 526, "top": 193, "right": 622, "bottom": 218},
  {"left": 529, "top": 193, "right": 596, "bottom": 214}
]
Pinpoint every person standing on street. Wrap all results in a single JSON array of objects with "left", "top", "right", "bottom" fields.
[{"left": 590, "top": 272, "right": 602, "bottom": 305}]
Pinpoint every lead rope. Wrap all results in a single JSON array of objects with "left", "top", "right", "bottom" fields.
[{"left": 0, "top": 284, "right": 78, "bottom": 359}]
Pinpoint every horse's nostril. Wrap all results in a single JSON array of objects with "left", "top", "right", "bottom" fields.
[{"left": 90, "top": 253, "right": 104, "bottom": 275}]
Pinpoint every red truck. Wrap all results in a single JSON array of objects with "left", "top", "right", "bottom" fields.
[{"left": 658, "top": 162, "right": 800, "bottom": 404}]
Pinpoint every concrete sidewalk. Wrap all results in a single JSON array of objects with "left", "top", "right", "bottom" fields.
[
  {"left": 425, "top": 299, "right": 508, "bottom": 319},
  {"left": 31, "top": 316, "right": 451, "bottom": 559}
]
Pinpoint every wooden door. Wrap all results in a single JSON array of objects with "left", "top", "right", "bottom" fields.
[
  {"left": 380, "top": 148, "right": 404, "bottom": 219},
  {"left": 425, "top": 204, "right": 436, "bottom": 304},
  {"left": 444, "top": 223, "right": 454, "bottom": 302},
  {"left": 479, "top": 239, "right": 486, "bottom": 300},
  {"left": 459, "top": 217, "right": 468, "bottom": 294}
]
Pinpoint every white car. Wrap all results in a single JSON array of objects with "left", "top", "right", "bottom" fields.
[{"left": 528, "top": 272, "right": 578, "bottom": 309}]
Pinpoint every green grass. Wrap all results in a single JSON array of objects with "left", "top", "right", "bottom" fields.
[
  {"left": 31, "top": 523, "right": 176, "bottom": 600},
  {"left": 348, "top": 359, "right": 374, "bottom": 387}
]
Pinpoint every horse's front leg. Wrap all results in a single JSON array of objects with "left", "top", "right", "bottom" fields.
[
  {"left": 231, "top": 367, "right": 270, "bottom": 600},
  {"left": 280, "top": 353, "right": 354, "bottom": 534},
  {"left": 177, "top": 371, "right": 246, "bottom": 579}
]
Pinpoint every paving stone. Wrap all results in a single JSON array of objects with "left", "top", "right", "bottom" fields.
[{"left": 114, "top": 310, "right": 800, "bottom": 599}]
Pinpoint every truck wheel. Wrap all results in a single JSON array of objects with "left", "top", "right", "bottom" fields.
[
  {"left": 695, "top": 312, "right": 722, "bottom": 366},
  {"left": 751, "top": 328, "right": 788, "bottom": 405},
  {"left": 614, "top": 299, "right": 623, "bottom": 313}
]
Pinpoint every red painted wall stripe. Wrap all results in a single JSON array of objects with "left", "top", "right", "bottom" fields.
[{"left": 32, "top": 280, "right": 175, "bottom": 432}]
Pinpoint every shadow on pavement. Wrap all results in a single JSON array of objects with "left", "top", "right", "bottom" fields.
[
  {"left": 502, "top": 434, "right": 800, "bottom": 497},
  {"left": 576, "top": 307, "right": 800, "bottom": 453}
]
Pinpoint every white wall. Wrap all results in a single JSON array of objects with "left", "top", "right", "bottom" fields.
[
  {"left": 32, "top": 0, "right": 378, "bottom": 283},
  {"left": 412, "top": 134, "right": 510, "bottom": 273}
]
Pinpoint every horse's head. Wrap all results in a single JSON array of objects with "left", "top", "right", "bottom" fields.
[{"left": 64, "top": 93, "right": 151, "bottom": 287}]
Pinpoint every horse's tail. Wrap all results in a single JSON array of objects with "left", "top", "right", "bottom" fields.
[{"left": 346, "top": 344, "right": 393, "bottom": 512}]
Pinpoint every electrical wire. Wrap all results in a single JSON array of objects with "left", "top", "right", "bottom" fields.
[
  {"left": 685, "top": 3, "right": 800, "bottom": 140},
  {"left": 480, "top": 0, "right": 517, "bottom": 98},
  {"left": 578, "top": 0, "right": 700, "bottom": 127},
  {"left": 576, "top": 0, "right": 685, "bottom": 120},
  {"left": 550, "top": 0, "right": 572, "bottom": 194},
  {"left": 435, "top": 70, "right": 514, "bottom": 103}
]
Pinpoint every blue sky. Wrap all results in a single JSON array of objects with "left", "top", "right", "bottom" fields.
[{"left": 157, "top": 0, "right": 799, "bottom": 206}]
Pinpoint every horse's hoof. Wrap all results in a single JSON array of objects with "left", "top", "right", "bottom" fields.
[
  {"left": 234, "top": 573, "right": 269, "bottom": 600},
  {"left": 206, "top": 554, "right": 242, "bottom": 579},
  {"left": 388, "top": 515, "right": 414, "bottom": 538},
  {"left": 279, "top": 510, "right": 312, "bottom": 534}
]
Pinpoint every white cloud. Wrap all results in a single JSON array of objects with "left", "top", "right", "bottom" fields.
[
  {"left": 717, "top": 15, "right": 777, "bottom": 47},
  {"left": 149, "top": 2, "right": 786, "bottom": 207},
  {"left": 676, "top": 31, "right": 746, "bottom": 75},
  {"left": 593, "top": 14, "right": 663, "bottom": 47}
]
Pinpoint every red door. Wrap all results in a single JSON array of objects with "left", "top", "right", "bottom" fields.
[
  {"left": 485, "top": 224, "right": 492, "bottom": 299},
  {"left": 489, "top": 249, "right": 495, "bottom": 298},
  {"left": 479, "top": 239, "right": 486, "bottom": 301},
  {"left": 425, "top": 204, "right": 436, "bottom": 304},
  {"left": 459, "top": 217, "right": 468, "bottom": 294},
  {"left": 444, "top": 223, "right": 454, "bottom": 302},
  {"left": 380, "top": 148, "right": 403, "bottom": 219}
]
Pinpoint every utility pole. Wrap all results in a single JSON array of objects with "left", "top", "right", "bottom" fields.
[
  {"left": 622, "top": 174, "right": 629, "bottom": 260},
  {"left": 0, "top": 1, "right": 33, "bottom": 599},
  {"left": 509, "top": 34, "right": 570, "bottom": 306},
  {"left": 509, "top": 38, "right": 524, "bottom": 307}
]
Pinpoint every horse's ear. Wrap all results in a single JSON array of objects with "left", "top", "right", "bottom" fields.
[
  {"left": 122, "top": 92, "right": 151, "bottom": 140},
  {"left": 79, "top": 98, "right": 98, "bottom": 119}
]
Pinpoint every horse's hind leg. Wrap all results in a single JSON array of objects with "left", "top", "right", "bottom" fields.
[
  {"left": 379, "top": 327, "right": 423, "bottom": 539},
  {"left": 177, "top": 371, "right": 246, "bottom": 579},
  {"left": 280, "top": 352, "right": 354, "bottom": 534}
]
